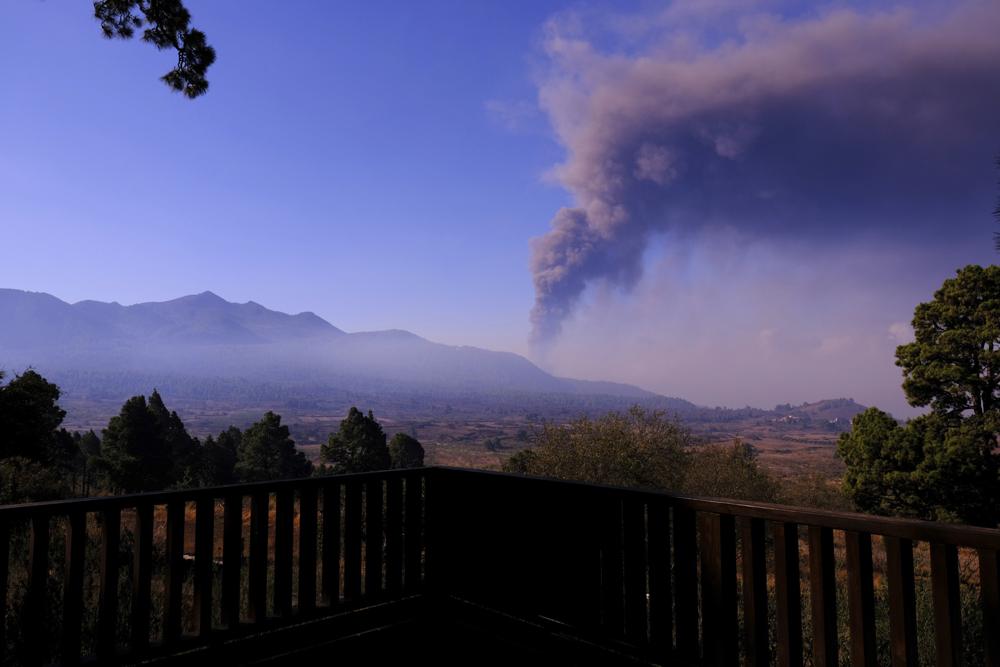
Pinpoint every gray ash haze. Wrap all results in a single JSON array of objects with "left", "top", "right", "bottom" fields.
[{"left": 530, "top": 1, "right": 1000, "bottom": 341}]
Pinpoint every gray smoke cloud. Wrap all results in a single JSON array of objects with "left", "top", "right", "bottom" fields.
[{"left": 530, "top": 1, "right": 1000, "bottom": 341}]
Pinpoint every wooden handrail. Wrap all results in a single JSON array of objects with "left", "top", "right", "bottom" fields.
[
  {"left": 432, "top": 466, "right": 1000, "bottom": 550},
  {"left": 4, "top": 465, "right": 998, "bottom": 551},
  {"left": 3, "top": 465, "right": 1000, "bottom": 665},
  {"left": 0, "top": 468, "right": 430, "bottom": 665},
  {"left": 430, "top": 467, "right": 1000, "bottom": 666},
  {"left": 0, "top": 467, "right": 415, "bottom": 517}
]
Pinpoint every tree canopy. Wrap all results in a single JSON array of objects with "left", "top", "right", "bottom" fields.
[
  {"left": 838, "top": 408, "right": 998, "bottom": 524},
  {"left": 837, "top": 264, "right": 1000, "bottom": 525},
  {"left": 235, "top": 411, "right": 312, "bottom": 482},
  {"left": 93, "top": 0, "right": 214, "bottom": 98},
  {"left": 388, "top": 433, "right": 425, "bottom": 469},
  {"left": 321, "top": 407, "right": 391, "bottom": 474},
  {"left": 0, "top": 369, "right": 320, "bottom": 499},
  {"left": 503, "top": 406, "right": 691, "bottom": 491},
  {"left": 199, "top": 426, "right": 240, "bottom": 486},
  {"left": 896, "top": 264, "right": 1000, "bottom": 421},
  {"left": 0, "top": 370, "right": 82, "bottom": 502},
  {"left": 0, "top": 369, "right": 66, "bottom": 462},
  {"left": 147, "top": 390, "right": 200, "bottom": 486},
  {"left": 682, "top": 440, "right": 779, "bottom": 503},
  {"left": 99, "top": 391, "right": 200, "bottom": 492},
  {"left": 501, "top": 406, "right": 780, "bottom": 503}
]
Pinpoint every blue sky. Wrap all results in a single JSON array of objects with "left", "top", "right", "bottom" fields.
[
  {"left": 1, "top": 1, "right": 575, "bottom": 347},
  {"left": 2, "top": 1, "right": 999, "bottom": 414}
]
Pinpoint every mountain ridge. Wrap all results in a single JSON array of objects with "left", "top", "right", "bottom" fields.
[{"left": 0, "top": 288, "right": 670, "bottom": 402}]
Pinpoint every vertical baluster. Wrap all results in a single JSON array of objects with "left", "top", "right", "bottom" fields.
[
  {"left": 599, "top": 497, "right": 625, "bottom": 638},
  {"left": 221, "top": 494, "right": 243, "bottom": 628},
  {"left": 721, "top": 514, "right": 737, "bottom": 666},
  {"left": 564, "top": 489, "right": 602, "bottom": 630},
  {"left": 773, "top": 522, "right": 802, "bottom": 667},
  {"left": 163, "top": 501, "right": 184, "bottom": 645},
  {"left": 321, "top": 482, "right": 341, "bottom": 606},
  {"left": 808, "top": 526, "right": 838, "bottom": 667},
  {"left": 62, "top": 512, "right": 86, "bottom": 666},
  {"left": 478, "top": 475, "right": 504, "bottom": 610},
  {"left": 25, "top": 513, "right": 50, "bottom": 666},
  {"left": 520, "top": 480, "right": 544, "bottom": 614},
  {"left": 979, "top": 548, "right": 1000, "bottom": 667},
  {"left": 343, "top": 481, "right": 363, "bottom": 603},
  {"left": 673, "top": 505, "right": 699, "bottom": 662},
  {"left": 384, "top": 476, "right": 404, "bottom": 597},
  {"left": 741, "top": 517, "right": 769, "bottom": 667},
  {"left": 424, "top": 469, "right": 448, "bottom": 594},
  {"left": 131, "top": 503, "right": 153, "bottom": 652},
  {"left": 365, "top": 479, "right": 384, "bottom": 600},
  {"left": 403, "top": 474, "right": 422, "bottom": 593},
  {"left": 444, "top": 473, "right": 474, "bottom": 602},
  {"left": 97, "top": 507, "right": 121, "bottom": 661},
  {"left": 273, "top": 489, "right": 294, "bottom": 617},
  {"left": 298, "top": 486, "right": 318, "bottom": 613},
  {"left": 194, "top": 497, "right": 214, "bottom": 637},
  {"left": 622, "top": 498, "right": 648, "bottom": 645},
  {"left": 845, "top": 531, "right": 876, "bottom": 667},
  {"left": 930, "top": 543, "right": 962, "bottom": 667},
  {"left": 528, "top": 475, "right": 552, "bottom": 622},
  {"left": 0, "top": 519, "right": 7, "bottom": 663},
  {"left": 647, "top": 499, "right": 672, "bottom": 662},
  {"left": 884, "top": 537, "right": 918, "bottom": 667},
  {"left": 700, "top": 513, "right": 737, "bottom": 666},
  {"left": 248, "top": 492, "right": 269, "bottom": 624}
]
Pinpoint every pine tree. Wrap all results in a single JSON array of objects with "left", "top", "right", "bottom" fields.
[
  {"left": 93, "top": 0, "right": 215, "bottom": 97},
  {"left": 235, "top": 412, "right": 311, "bottom": 482},
  {"left": 321, "top": 407, "right": 390, "bottom": 474},
  {"left": 100, "top": 395, "right": 173, "bottom": 493},
  {"left": 200, "top": 426, "right": 240, "bottom": 486}
]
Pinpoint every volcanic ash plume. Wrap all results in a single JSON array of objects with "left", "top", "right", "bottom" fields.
[{"left": 529, "top": 1, "right": 1000, "bottom": 342}]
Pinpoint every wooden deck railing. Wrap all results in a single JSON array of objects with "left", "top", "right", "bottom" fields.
[
  {"left": 2, "top": 466, "right": 1000, "bottom": 665},
  {"left": 0, "top": 468, "right": 428, "bottom": 665},
  {"left": 431, "top": 467, "right": 1000, "bottom": 667}
]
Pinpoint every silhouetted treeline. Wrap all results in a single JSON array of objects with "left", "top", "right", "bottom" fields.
[{"left": 0, "top": 369, "right": 423, "bottom": 503}]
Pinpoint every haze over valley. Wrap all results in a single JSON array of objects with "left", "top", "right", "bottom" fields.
[{"left": 0, "top": 287, "right": 865, "bottom": 473}]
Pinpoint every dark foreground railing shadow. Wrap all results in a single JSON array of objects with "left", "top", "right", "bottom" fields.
[{"left": 0, "top": 466, "right": 998, "bottom": 665}]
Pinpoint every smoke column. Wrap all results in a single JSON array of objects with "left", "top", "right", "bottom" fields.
[{"left": 530, "top": 1, "right": 1000, "bottom": 342}]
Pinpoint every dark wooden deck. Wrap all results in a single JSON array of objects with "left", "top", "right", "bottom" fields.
[{"left": 1, "top": 466, "right": 999, "bottom": 665}]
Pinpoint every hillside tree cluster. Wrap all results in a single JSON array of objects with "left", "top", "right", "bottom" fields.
[{"left": 0, "top": 373, "right": 423, "bottom": 503}]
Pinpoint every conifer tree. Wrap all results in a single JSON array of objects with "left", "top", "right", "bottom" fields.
[
  {"left": 321, "top": 407, "right": 391, "bottom": 474},
  {"left": 93, "top": 0, "right": 215, "bottom": 97},
  {"left": 100, "top": 395, "right": 173, "bottom": 493},
  {"left": 235, "top": 412, "right": 311, "bottom": 482}
]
